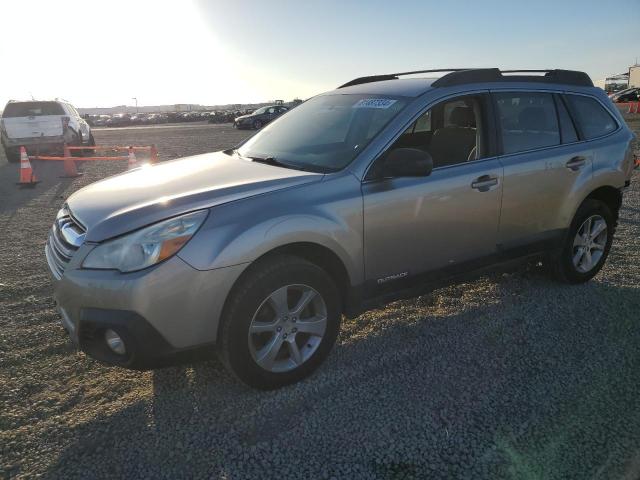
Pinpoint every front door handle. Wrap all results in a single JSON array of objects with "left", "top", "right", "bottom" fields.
[
  {"left": 566, "top": 156, "right": 586, "bottom": 171},
  {"left": 471, "top": 175, "right": 498, "bottom": 192}
]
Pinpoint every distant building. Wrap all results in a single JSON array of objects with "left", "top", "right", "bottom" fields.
[
  {"left": 629, "top": 65, "right": 640, "bottom": 88},
  {"left": 595, "top": 73, "right": 629, "bottom": 93}
]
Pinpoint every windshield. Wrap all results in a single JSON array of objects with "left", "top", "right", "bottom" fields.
[
  {"left": 237, "top": 94, "right": 408, "bottom": 172},
  {"left": 253, "top": 107, "right": 268, "bottom": 115}
]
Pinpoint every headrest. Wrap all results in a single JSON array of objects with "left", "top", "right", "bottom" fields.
[
  {"left": 449, "top": 107, "right": 476, "bottom": 128},
  {"left": 518, "top": 107, "right": 549, "bottom": 131}
]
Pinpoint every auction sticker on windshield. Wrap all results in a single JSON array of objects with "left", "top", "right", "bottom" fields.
[{"left": 353, "top": 98, "right": 398, "bottom": 109}]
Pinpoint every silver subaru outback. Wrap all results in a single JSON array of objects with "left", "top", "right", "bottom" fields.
[{"left": 46, "top": 69, "right": 636, "bottom": 389}]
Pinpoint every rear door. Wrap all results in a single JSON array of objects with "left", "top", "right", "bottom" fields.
[
  {"left": 493, "top": 90, "right": 593, "bottom": 252},
  {"left": 2, "top": 101, "right": 64, "bottom": 139}
]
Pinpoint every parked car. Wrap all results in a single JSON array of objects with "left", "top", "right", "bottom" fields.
[
  {"left": 234, "top": 105, "right": 289, "bottom": 129},
  {"left": 1, "top": 100, "right": 94, "bottom": 162},
  {"left": 46, "top": 68, "right": 635, "bottom": 389},
  {"left": 92, "top": 115, "right": 111, "bottom": 127},
  {"left": 106, "top": 113, "right": 131, "bottom": 127},
  {"left": 146, "top": 114, "right": 166, "bottom": 124},
  {"left": 129, "top": 114, "right": 147, "bottom": 125},
  {"left": 609, "top": 87, "right": 639, "bottom": 103}
]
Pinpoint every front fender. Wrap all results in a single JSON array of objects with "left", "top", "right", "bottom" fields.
[{"left": 178, "top": 173, "right": 364, "bottom": 285}]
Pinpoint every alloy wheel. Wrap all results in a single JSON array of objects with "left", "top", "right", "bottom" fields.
[
  {"left": 248, "top": 284, "right": 327, "bottom": 373},
  {"left": 572, "top": 214, "right": 607, "bottom": 273}
]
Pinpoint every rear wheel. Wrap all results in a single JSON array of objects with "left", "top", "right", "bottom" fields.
[
  {"left": 218, "top": 255, "right": 342, "bottom": 389},
  {"left": 553, "top": 199, "right": 614, "bottom": 283},
  {"left": 83, "top": 133, "right": 96, "bottom": 157}
]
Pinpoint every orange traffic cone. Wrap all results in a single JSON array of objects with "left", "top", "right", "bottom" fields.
[
  {"left": 60, "top": 143, "right": 82, "bottom": 178},
  {"left": 16, "top": 146, "right": 39, "bottom": 187},
  {"left": 128, "top": 146, "right": 138, "bottom": 169},
  {"left": 150, "top": 144, "right": 158, "bottom": 164}
]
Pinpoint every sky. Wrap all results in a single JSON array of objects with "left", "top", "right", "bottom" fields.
[{"left": 1, "top": 0, "right": 639, "bottom": 108}]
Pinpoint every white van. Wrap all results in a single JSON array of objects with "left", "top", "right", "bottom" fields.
[{"left": 1, "top": 100, "right": 94, "bottom": 162}]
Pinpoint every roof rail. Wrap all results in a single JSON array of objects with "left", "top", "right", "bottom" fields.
[
  {"left": 432, "top": 69, "right": 593, "bottom": 87},
  {"left": 338, "top": 69, "right": 470, "bottom": 88},
  {"left": 339, "top": 68, "right": 593, "bottom": 89}
]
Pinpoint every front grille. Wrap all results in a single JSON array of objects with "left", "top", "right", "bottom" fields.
[{"left": 45, "top": 207, "right": 86, "bottom": 279}]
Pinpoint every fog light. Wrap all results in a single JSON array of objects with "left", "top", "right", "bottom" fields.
[{"left": 104, "top": 329, "right": 126, "bottom": 355}]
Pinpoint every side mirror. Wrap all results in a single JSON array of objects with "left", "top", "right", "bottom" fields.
[{"left": 381, "top": 148, "right": 433, "bottom": 178}]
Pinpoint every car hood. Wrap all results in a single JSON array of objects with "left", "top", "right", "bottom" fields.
[
  {"left": 236, "top": 114, "right": 252, "bottom": 121},
  {"left": 67, "top": 151, "right": 322, "bottom": 242}
]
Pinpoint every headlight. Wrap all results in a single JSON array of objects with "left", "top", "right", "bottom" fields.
[{"left": 82, "top": 210, "right": 208, "bottom": 272}]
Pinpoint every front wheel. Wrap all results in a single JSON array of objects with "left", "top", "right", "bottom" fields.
[
  {"left": 553, "top": 199, "right": 614, "bottom": 284},
  {"left": 252, "top": 119, "right": 262, "bottom": 130},
  {"left": 218, "top": 255, "right": 342, "bottom": 389}
]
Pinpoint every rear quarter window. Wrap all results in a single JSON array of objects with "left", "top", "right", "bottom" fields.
[
  {"left": 2, "top": 102, "right": 65, "bottom": 117},
  {"left": 564, "top": 95, "right": 617, "bottom": 140}
]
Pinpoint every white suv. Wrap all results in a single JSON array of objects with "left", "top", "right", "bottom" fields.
[{"left": 1, "top": 100, "right": 94, "bottom": 162}]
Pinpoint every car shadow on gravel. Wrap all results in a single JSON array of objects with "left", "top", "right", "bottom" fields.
[
  {"left": 0, "top": 160, "right": 77, "bottom": 216},
  {"left": 44, "top": 273, "right": 640, "bottom": 479}
]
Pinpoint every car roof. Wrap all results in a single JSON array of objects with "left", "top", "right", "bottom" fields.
[{"left": 6, "top": 99, "right": 63, "bottom": 104}]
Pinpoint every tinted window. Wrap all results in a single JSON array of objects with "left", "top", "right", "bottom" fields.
[
  {"left": 413, "top": 110, "right": 431, "bottom": 133},
  {"left": 555, "top": 95, "right": 578, "bottom": 143},
  {"left": 2, "top": 101, "right": 65, "bottom": 117},
  {"left": 495, "top": 92, "right": 560, "bottom": 154},
  {"left": 387, "top": 95, "right": 486, "bottom": 169},
  {"left": 565, "top": 94, "right": 617, "bottom": 140}
]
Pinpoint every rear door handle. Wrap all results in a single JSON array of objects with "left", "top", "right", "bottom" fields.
[
  {"left": 566, "top": 156, "right": 586, "bottom": 171},
  {"left": 471, "top": 175, "right": 498, "bottom": 192}
]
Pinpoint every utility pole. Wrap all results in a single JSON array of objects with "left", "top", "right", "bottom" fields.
[{"left": 132, "top": 97, "right": 138, "bottom": 114}]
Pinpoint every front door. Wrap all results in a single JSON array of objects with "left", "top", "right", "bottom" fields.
[{"left": 362, "top": 93, "right": 503, "bottom": 291}]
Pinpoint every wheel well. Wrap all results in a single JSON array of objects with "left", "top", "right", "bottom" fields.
[
  {"left": 585, "top": 186, "right": 622, "bottom": 220},
  {"left": 217, "top": 242, "right": 353, "bottom": 341},
  {"left": 262, "top": 243, "right": 352, "bottom": 301}
]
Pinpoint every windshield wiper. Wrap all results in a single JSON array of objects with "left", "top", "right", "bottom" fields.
[
  {"left": 238, "top": 153, "right": 332, "bottom": 173},
  {"left": 247, "top": 156, "right": 302, "bottom": 170}
]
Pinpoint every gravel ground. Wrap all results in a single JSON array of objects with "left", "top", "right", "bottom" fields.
[{"left": 1, "top": 121, "right": 639, "bottom": 479}]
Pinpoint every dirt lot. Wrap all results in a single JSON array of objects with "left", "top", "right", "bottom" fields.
[{"left": 1, "top": 121, "right": 639, "bottom": 479}]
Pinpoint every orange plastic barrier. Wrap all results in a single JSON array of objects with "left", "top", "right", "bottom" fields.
[
  {"left": 625, "top": 102, "right": 640, "bottom": 114},
  {"left": 19, "top": 143, "right": 158, "bottom": 186}
]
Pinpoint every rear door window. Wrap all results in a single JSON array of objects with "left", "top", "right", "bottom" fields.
[
  {"left": 564, "top": 94, "right": 617, "bottom": 140},
  {"left": 2, "top": 102, "right": 65, "bottom": 117},
  {"left": 494, "top": 92, "right": 560, "bottom": 154}
]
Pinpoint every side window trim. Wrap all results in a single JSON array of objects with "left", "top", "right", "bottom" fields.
[{"left": 552, "top": 93, "right": 581, "bottom": 143}]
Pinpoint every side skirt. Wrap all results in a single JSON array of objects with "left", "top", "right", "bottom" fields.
[{"left": 343, "top": 232, "right": 566, "bottom": 318}]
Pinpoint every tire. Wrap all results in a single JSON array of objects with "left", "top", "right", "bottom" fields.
[
  {"left": 553, "top": 199, "right": 615, "bottom": 284},
  {"left": 83, "top": 133, "right": 96, "bottom": 157},
  {"left": 3, "top": 146, "right": 19, "bottom": 163},
  {"left": 218, "top": 255, "right": 342, "bottom": 389},
  {"left": 253, "top": 120, "right": 262, "bottom": 130}
]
